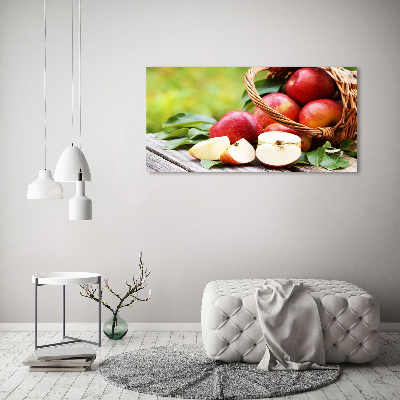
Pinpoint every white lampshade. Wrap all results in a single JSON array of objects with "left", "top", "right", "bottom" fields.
[
  {"left": 54, "top": 145, "right": 91, "bottom": 182},
  {"left": 27, "top": 170, "right": 64, "bottom": 199},
  {"left": 69, "top": 181, "right": 92, "bottom": 220}
]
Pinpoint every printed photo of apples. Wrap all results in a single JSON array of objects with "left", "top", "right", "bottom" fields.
[{"left": 146, "top": 67, "right": 357, "bottom": 172}]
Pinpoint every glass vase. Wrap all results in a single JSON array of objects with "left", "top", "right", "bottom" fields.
[{"left": 103, "top": 312, "right": 128, "bottom": 340}]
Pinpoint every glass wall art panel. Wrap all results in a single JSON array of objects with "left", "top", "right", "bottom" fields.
[{"left": 146, "top": 67, "right": 357, "bottom": 173}]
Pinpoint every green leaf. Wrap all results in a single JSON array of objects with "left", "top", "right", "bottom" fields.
[
  {"left": 148, "top": 126, "right": 176, "bottom": 135},
  {"left": 306, "top": 147, "right": 326, "bottom": 166},
  {"left": 163, "top": 138, "right": 203, "bottom": 150},
  {"left": 155, "top": 128, "right": 189, "bottom": 140},
  {"left": 242, "top": 100, "right": 255, "bottom": 112},
  {"left": 323, "top": 141, "right": 332, "bottom": 149},
  {"left": 347, "top": 150, "right": 357, "bottom": 157},
  {"left": 344, "top": 67, "right": 357, "bottom": 71},
  {"left": 320, "top": 153, "right": 340, "bottom": 168},
  {"left": 340, "top": 139, "right": 354, "bottom": 151},
  {"left": 295, "top": 152, "right": 310, "bottom": 164},
  {"left": 333, "top": 157, "right": 349, "bottom": 169},
  {"left": 200, "top": 160, "right": 226, "bottom": 170},
  {"left": 241, "top": 78, "right": 285, "bottom": 103},
  {"left": 321, "top": 155, "right": 349, "bottom": 170},
  {"left": 197, "top": 123, "right": 213, "bottom": 131},
  {"left": 162, "top": 113, "right": 217, "bottom": 128},
  {"left": 187, "top": 128, "right": 210, "bottom": 140}
]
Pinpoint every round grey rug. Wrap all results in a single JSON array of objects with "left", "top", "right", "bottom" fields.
[{"left": 98, "top": 344, "right": 340, "bottom": 399}]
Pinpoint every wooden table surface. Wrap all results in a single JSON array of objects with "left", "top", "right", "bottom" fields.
[{"left": 146, "top": 134, "right": 357, "bottom": 173}]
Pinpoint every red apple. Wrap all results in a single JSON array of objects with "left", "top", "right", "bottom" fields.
[
  {"left": 253, "top": 93, "right": 301, "bottom": 128},
  {"left": 219, "top": 138, "right": 256, "bottom": 164},
  {"left": 209, "top": 110, "right": 262, "bottom": 144},
  {"left": 299, "top": 99, "right": 343, "bottom": 128},
  {"left": 286, "top": 68, "right": 336, "bottom": 106},
  {"left": 263, "top": 123, "right": 312, "bottom": 152}
]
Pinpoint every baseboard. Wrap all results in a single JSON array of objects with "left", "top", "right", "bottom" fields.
[
  {"left": 0, "top": 322, "right": 202, "bottom": 332},
  {"left": 380, "top": 322, "right": 400, "bottom": 332},
  {"left": 0, "top": 322, "right": 398, "bottom": 332}
]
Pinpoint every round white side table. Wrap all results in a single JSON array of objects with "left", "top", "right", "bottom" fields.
[{"left": 32, "top": 272, "right": 102, "bottom": 349}]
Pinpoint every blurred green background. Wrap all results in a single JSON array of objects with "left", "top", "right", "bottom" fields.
[{"left": 146, "top": 67, "right": 259, "bottom": 133}]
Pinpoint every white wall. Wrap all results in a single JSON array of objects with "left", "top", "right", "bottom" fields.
[{"left": 1, "top": 0, "right": 399, "bottom": 323}]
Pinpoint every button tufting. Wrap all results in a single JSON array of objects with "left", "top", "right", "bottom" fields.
[{"left": 203, "top": 278, "right": 380, "bottom": 364}]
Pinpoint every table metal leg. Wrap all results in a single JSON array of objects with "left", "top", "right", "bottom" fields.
[
  {"left": 98, "top": 276, "right": 102, "bottom": 347},
  {"left": 34, "top": 278, "right": 102, "bottom": 349},
  {"left": 63, "top": 285, "right": 66, "bottom": 338},
  {"left": 35, "top": 278, "right": 38, "bottom": 350}
]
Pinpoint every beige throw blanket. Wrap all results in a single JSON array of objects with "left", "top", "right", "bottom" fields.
[{"left": 256, "top": 279, "right": 335, "bottom": 371}]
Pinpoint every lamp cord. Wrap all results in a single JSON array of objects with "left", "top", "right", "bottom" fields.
[
  {"left": 78, "top": 0, "right": 84, "bottom": 175},
  {"left": 79, "top": 0, "right": 82, "bottom": 153},
  {"left": 44, "top": 0, "right": 47, "bottom": 170},
  {"left": 71, "top": 0, "right": 74, "bottom": 147},
  {"left": 73, "top": 0, "right": 84, "bottom": 176}
]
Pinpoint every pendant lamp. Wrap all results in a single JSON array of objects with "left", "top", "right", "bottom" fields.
[
  {"left": 69, "top": 171, "right": 92, "bottom": 220},
  {"left": 54, "top": 145, "right": 91, "bottom": 182},
  {"left": 27, "top": 170, "right": 63, "bottom": 200},
  {"left": 27, "top": 0, "right": 63, "bottom": 200},
  {"left": 54, "top": 0, "right": 92, "bottom": 220}
]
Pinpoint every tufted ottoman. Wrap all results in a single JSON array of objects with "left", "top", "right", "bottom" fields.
[{"left": 201, "top": 279, "right": 380, "bottom": 364}]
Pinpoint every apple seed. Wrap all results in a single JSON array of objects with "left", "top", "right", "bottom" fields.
[{"left": 273, "top": 140, "right": 296, "bottom": 146}]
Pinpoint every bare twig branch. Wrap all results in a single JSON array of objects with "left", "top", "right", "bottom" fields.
[{"left": 78, "top": 251, "right": 151, "bottom": 316}]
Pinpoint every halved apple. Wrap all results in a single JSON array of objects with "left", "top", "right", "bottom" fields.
[
  {"left": 256, "top": 131, "right": 301, "bottom": 167},
  {"left": 219, "top": 138, "right": 256, "bottom": 165},
  {"left": 189, "top": 136, "right": 230, "bottom": 160}
]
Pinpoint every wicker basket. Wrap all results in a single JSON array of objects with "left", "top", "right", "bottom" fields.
[{"left": 244, "top": 67, "right": 357, "bottom": 146}]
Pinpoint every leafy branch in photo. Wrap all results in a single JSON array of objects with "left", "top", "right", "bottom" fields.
[{"left": 292, "top": 140, "right": 354, "bottom": 170}]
